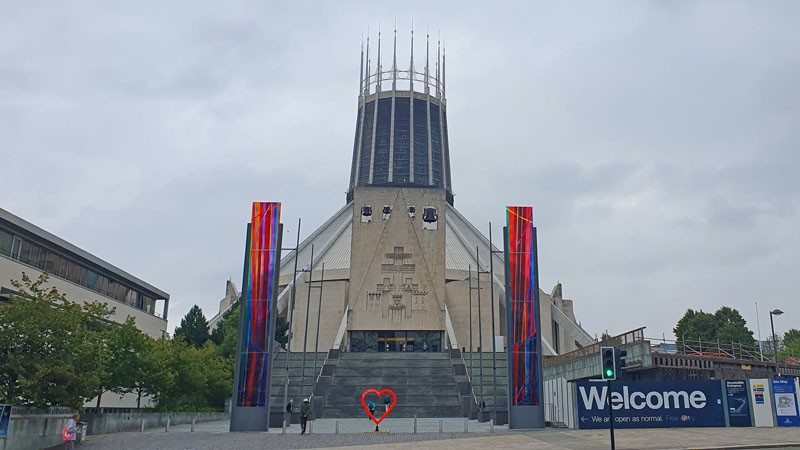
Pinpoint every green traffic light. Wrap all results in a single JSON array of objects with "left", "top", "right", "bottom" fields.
[{"left": 605, "top": 369, "right": 614, "bottom": 377}]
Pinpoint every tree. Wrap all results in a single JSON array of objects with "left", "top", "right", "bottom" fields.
[
  {"left": 211, "top": 304, "right": 240, "bottom": 360},
  {"left": 779, "top": 329, "right": 800, "bottom": 363},
  {"left": 101, "top": 317, "right": 158, "bottom": 410},
  {"left": 0, "top": 273, "right": 110, "bottom": 410},
  {"left": 174, "top": 305, "right": 210, "bottom": 348},
  {"left": 154, "top": 339, "right": 231, "bottom": 411},
  {"left": 713, "top": 307, "right": 755, "bottom": 345},
  {"left": 673, "top": 306, "right": 756, "bottom": 350},
  {"left": 275, "top": 315, "right": 289, "bottom": 348},
  {"left": 674, "top": 309, "right": 717, "bottom": 343},
  {"left": 784, "top": 329, "right": 800, "bottom": 346}
]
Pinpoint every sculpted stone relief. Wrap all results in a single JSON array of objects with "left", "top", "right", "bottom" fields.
[{"left": 366, "top": 246, "right": 428, "bottom": 323}]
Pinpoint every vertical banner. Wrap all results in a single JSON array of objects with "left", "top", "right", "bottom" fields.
[
  {"left": 748, "top": 379, "right": 775, "bottom": 427},
  {"left": 237, "top": 202, "right": 281, "bottom": 407},
  {"left": 0, "top": 404, "right": 10, "bottom": 438},
  {"left": 725, "top": 380, "right": 752, "bottom": 427},
  {"left": 772, "top": 378, "right": 800, "bottom": 427},
  {"left": 504, "top": 206, "right": 543, "bottom": 428}
]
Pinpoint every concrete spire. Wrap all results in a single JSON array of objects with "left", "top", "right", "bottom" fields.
[
  {"left": 392, "top": 25, "right": 397, "bottom": 91},
  {"left": 409, "top": 24, "right": 415, "bottom": 71},
  {"left": 365, "top": 33, "right": 371, "bottom": 96},
  {"left": 436, "top": 38, "right": 441, "bottom": 98},
  {"left": 359, "top": 37, "right": 364, "bottom": 99},
  {"left": 425, "top": 30, "right": 430, "bottom": 95},
  {"left": 441, "top": 37, "right": 446, "bottom": 101},
  {"left": 376, "top": 27, "right": 382, "bottom": 93}
]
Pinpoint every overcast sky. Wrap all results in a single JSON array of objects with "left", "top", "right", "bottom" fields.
[{"left": 2, "top": 1, "right": 798, "bottom": 342}]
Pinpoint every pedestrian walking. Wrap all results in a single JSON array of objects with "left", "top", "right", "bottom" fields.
[
  {"left": 285, "top": 399, "right": 293, "bottom": 427},
  {"left": 423, "top": 342, "right": 429, "bottom": 352},
  {"left": 63, "top": 413, "right": 79, "bottom": 450},
  {"left": 383, "top": 393, "right": 391, "bottom": 412},
  {"left": 300, "top": 398, "right": 310, "bottom": 435}
]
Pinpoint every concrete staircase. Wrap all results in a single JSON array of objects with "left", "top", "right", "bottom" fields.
[
  {"left": 322, "top": 352, "right": 463, "bottom": 418},
  {"left": 268, "top": 352, "right": 327, "bottom": 423},
  {"left": 464, "top": 352, "right": 509, "bottom": 421}
]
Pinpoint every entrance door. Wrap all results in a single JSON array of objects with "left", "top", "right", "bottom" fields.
[{"left": 378, "top": 332, "right": 405, "bottom": 352}]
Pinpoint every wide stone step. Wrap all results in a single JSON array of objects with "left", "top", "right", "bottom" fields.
[
  {"left": 325, "top": 393, "right": 461, "bottom": 405},
  {"left": 331, "top": 375, "right": 456, "bottom": 385},
  {"left": 334, "top": 360, "right": 453, "bottom": 369},
  {"left": 322, "top": 405, "right": 463, "bottom": 418},
  {"left": 325, "top": 384, "right": 457, "bottom": 396},
  {"left": 339, "top": 353, "right": 451, "bottom": 361},
  {"left": 334, "top": 367, "right": 453, "bottom": 376}
]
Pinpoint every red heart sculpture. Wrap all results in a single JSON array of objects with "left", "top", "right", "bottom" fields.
[{"left": 361, "top": 388, "right": 397, "bottom": 425}]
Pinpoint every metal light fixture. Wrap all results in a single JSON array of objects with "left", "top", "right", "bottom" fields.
[{"left": 769, "top": 309, "right": 784, "bottom": 377}]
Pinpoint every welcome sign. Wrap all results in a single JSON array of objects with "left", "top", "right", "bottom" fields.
[{"left": 575, "top": 381, "right": 726, "bottom": 429}]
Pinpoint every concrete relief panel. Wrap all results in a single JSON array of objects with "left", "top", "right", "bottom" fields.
[{"left": 349, "top": 187, "right": 446, "bottom": 331}]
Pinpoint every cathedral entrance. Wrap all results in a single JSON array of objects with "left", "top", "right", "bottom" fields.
[{"left": 348, "top": 331, "right": 443, "bottom": 352}]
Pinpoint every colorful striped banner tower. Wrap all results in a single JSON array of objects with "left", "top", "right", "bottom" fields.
[
  {"left": 230, "top": 202, "right": 282, "bottom": 432},
  {"left": 504, "top": 206, "right": 544, "bottom": 428}
]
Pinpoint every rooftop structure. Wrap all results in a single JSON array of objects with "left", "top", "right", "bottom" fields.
[{"left": 0, "top": 207, "right": 170, "bottom": 338}]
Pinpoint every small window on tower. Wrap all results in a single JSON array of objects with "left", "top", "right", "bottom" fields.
[
  {"left": 422, "top": 207, "right": 438, "bottom": 230},
  {"left": 361, "top": 204, "right": 373, "bottom": 223}
]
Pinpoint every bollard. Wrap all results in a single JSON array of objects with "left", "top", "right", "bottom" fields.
[
  {"left": 464, "top": 418, "right": 468, "bottom": 433},
  {"left": 335, "top": 420, "right": 339, "bottom": 434},
  {"left": 309, "top": 420, "right": 313, "bottom": 434},
  {"left": 490, "top": 418, "right": 494, "bottom": 433},
  {"left": 140, "top": 419, "right": 145, "bottom": 433},
  {"left": 191, "top": 418, "right": 196, "bottom": 432},
  {"left": 165, "top": 418, "right": 170, "bottom": 433},
  {"left": 439, "top": 419, "right": 443, "bottom": 433},
  {"left": 282, "top": 418, "right": 286, "bottom": 435},
  {"left": 413, "top": 415, "right": 417, "bottom": 434}
]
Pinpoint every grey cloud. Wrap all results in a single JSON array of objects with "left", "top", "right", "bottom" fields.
[{"left": 2, "top": 0, "right": 799, "bottom": 341}]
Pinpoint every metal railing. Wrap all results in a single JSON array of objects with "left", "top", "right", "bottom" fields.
[
  {"left": 545, "top": 327, "right": 647, "bottom": 367},
  {"left": 649, "top": 336, "right": 800, "bottom": 366}
]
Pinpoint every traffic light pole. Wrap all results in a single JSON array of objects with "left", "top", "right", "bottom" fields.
[{"left": 607, "top": 379, "right": 615, "bottom": 450}]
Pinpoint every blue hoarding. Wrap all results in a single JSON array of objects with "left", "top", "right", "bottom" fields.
[
  {"left": 772, "top": 378, "right": 799, "bottom": 427},
  {"left": 725, "top": 380, "right": 752, "bottom": 427},
  {"left": 576, "top": 381, "right": 726, "bottom": 429}
]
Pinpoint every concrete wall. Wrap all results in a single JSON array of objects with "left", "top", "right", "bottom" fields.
[
  {"left": 348, "top": 187, "right": 447, "bottom": 332},
  {"left": 544, "top": 377, "right": 575, "bottom": 428},
  {"left": 289, "top": 277, "right": 349, "bottom": 351},
  {"left": 0, "top": 410, "right": 225, "bottom": 450},
  {"left": 444, "top": 274, "right": 502, "bottom": 353}
]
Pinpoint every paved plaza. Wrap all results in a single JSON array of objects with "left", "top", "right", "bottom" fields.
[{"left": 63, "top": 418, "right": 800, "bottom": 449}]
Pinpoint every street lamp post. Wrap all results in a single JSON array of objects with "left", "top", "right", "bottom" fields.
[{"left": 769, "top": 309, "right": 783, "bottom": 377}]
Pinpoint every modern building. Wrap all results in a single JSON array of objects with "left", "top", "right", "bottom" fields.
[
  {"left": 209, "top": 33, "right": 594, "bottom": 359},
  {"left": 267, "top": 33, "right": 593, "bottom": 358},
  {"left": 0, "top": 207, "right": 170, "bottom": 408}
]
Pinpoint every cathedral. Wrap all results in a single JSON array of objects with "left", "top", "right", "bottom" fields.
[{"left": 262, "top": 31, "right": 594, "bottom": 358}]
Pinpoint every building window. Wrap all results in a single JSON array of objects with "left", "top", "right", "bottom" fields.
[{"left": 0, "top": 229, "right": 12, "bottom": 256}]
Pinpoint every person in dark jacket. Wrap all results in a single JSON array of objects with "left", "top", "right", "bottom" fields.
[
  {"left": 383, "top": 394, "right": 391, "bottom": 412},
  {"left": 285, "top": 399, "right": 293, "bottom": 428},
  {"left": 300, "top": 398, "right": 310, "bottom": 434}
]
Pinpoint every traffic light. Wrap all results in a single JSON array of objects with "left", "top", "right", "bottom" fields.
[
  {"left": 617, "top": 349, "right": 628, "bottom": 372},
  {"left": 601, "top": 346, "right": 617, "bottom": 380}
]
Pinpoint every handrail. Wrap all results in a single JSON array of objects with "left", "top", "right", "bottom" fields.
[{"left": 649, "top": 335, "right": 800, "bottom": 365}]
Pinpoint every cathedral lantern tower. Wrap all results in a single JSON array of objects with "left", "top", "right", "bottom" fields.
[
  {"left": 345, "top": 30, "right": 452, "bottom": 351},
  {"left": 347, "top": 29, "right": 453, "bottom": 206}
]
